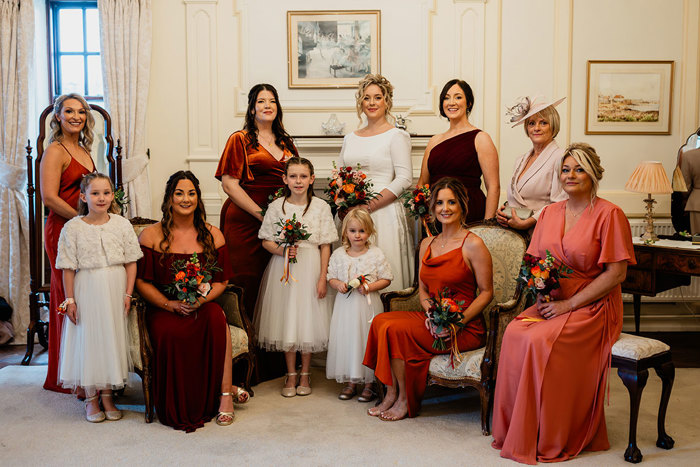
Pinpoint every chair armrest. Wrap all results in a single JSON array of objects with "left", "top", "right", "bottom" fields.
[
  {"left": 380, "top": 287, "right": 419, "bottom": 313},
  {"left": 214, "top": 283, "right": 256, "bottom": 348}
]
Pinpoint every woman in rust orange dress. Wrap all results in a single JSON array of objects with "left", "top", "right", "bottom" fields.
[
  {"left": 363, "top": 177, "right": 493, "bottom": 421},
  {"left": 491, "top": 143, "right": 635, "bottom": 464},
  {"left": 40, "top": 94, "right": 96, "bottom": 393},
  {"left": 215, "top": 84, "right": 297, "bottom": 318},
  {"left": 417, "top": 79, "right": 500, "bottom": 222}
]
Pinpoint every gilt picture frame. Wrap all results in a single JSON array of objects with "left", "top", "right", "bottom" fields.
[
  {"left": 585, "top": 60, "right": 674, "bottom": 135},
  {"left": 287, "top": 10, "right": 381, "bottom": 89}
]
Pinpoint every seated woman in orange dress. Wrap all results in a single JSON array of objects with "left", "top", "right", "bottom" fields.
[
  {"left": 491, "top": 143, "right": 636, "bottom": 464},
  {"left": 136, "top": 171, "right": 249, "bottom": 432},
  {"left": 363, "top": 177, "right": 493, "bottom": 421}
]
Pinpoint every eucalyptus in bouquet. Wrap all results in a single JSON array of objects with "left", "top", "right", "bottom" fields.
[
  {"left": 425, "top": 287, "right": 466, "bottom": 368},
  {"left": 166, "top": 252, "right": 221, "bottom": 305},
  {"left": 517, "top": 250, "right": 572, "bottom": 303},
  {"left": 400, "top": 184, "right": 437, "bottom": 236},
  {"left": 260, "top": 187, "right": 285, "bottom": 217},
  {"left": 324, "top": 162, "right": 378, "bottom": 217}
]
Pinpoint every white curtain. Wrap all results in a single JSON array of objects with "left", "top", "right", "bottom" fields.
[
  {"left": 98, "top": 0, "right": 152, "bottom": 218},
  {"left": 0, "top": 0, "right": 33, "bottom": 344}
]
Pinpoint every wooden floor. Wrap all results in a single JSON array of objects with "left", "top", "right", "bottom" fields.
[{"left": 2, "top": 332, "right": 699, "bottom": 370}]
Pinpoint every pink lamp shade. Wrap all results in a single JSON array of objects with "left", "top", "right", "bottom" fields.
[{"left": 625, "top": 161, "right": 673, "bottom": 194}]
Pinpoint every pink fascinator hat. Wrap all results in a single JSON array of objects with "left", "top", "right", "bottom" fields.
[{"left": 506, "top": 95, "right": 566, "bottom": 127}]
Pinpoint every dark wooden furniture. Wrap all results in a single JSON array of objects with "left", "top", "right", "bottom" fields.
[
  {"left": 612, "top": 346, "right": 675, "bottom": 463},
  {"left": 622, "top": 242, "right": 700, "bottom": 333},
  {"left": 23, "top": 104, "right": 122, "bottom": 365},
  {"left": 380, "top": 220, "right": 528, "bottom": 435}
]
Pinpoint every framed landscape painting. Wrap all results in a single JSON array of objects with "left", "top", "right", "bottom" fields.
[
  {"left": 585, "top": 60, "right": 674, "bottom": 135},
  {"left": 287, "top": 10, "right": 380, "bottom": 88}
]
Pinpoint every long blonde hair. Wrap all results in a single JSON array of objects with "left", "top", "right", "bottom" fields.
[
  {"left": 48, "top": 93, "right": 95, "bottom": 151},
  {"left": 77, "top": 173, "right": 120, "bottom": 216}
]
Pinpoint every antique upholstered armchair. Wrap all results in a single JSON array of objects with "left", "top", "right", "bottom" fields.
[
  {"left": 24, "top": 104, "right": 121, "bottom": 365},
  {"left": 127, "top": 219, "right": 257, "bottom": 422},
  {"left": 381, "top": 219, "right": 528, "bottom": 435}
]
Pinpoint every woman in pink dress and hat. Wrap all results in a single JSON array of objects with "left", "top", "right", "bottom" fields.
[{"left": 496, "top": 96, "right": 568, "bottom": 232}]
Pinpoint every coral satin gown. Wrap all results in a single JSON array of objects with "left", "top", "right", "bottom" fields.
[
  {"left": 137, "top": 246, "right": 233, "bottom": 432},
  {"left": 43, "top": 156, "right": 94, "bottom": 393},
  {"left": 427, "top": 130, "right": 486, "bottom": 223},
  {"left": 491, "top": 199, "right": 635, "bottom": 464},
  {"left": 363, "top": 233, "right": 486, "bottom": 417}
]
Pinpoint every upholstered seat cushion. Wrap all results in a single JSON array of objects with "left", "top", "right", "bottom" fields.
[
  {"left": 612, "top": 332, "right": 670, "bottom": 360},
  {"left": 230, "top": 324, "right": 249, "bottom": 359},
  {"left": 429, "top": 346, "right": 485, "bottom": 380}
]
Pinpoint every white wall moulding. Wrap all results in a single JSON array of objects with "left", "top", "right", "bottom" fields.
[
  {"left": 454, "top": 0, "right": 485, "bottom": 127},
  {"left": 185, "top": 0, "right": 219, "bottom": 158}
]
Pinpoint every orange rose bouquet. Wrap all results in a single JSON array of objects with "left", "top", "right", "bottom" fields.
[
  {"left": 400, "top": 185, "right": 437, "bottom": 236},
  {"left": 425, "top": 287, "right": 466, "bottom": 367},
  {"left": 275, "top": 213, "right": 311, "bottom": 283},
  {"left": 166, "top": 253, "right": 221, "bottom": 305},
  {"left": 517, "top": 250, "right": 572, "bottom": 303},
  {"left": 324, "top": 162, "right": 378, "bottom": 217}
]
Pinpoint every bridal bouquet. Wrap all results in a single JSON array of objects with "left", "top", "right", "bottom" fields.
[
  {"left": 166, "top": 252, "right": 221, "bottom": 305},
  {"left": 275, "top": 213, "right": 311, "bottom": 283},
  {"left": 324, "top": 162, "right": 378, "bottom": 217},
  {"left": 425, "top": 287, "right": 466, "bottom": 368},
  {"left": 400, "top": 185, "right": 437, "bottom": 237},
  {"left": 517, "top": 250, "right": 572, "bottom": 303}
]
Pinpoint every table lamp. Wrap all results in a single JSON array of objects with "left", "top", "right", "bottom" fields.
[{"left": 625, "top": 161, "right": 673, "bottom": 242}]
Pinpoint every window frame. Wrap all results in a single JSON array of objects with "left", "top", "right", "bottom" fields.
[{"left": 48, "top": 0, "right": 101, "bottom": 101}]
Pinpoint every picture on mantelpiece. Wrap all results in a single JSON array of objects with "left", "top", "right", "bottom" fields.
[{"left": 287, "top": 10, "right": 380, "bottom": 88}]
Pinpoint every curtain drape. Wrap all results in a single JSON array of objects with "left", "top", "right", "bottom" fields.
[
  {"left": 0, "top": 0, "right": 33, "bottom": 344},
  {"left": 98, "top": 0, "right": 152, "bottom": 218}
]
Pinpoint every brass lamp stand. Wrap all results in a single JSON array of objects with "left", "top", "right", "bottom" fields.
[{"left": 641, "top": 193, "right": 659, "bottom": 242}]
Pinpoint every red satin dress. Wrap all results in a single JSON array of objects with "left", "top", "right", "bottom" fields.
[
  {"left": 491, "top": 199, "right": 636, "bottom": 464},
  {"left": 427, "top": 129, "right": 486, "bottom": 223},
  {"left": 363, "top": 233, "right": 486, "bottom": 417},
  {"left": 215, "top": 131, "right": 295, "bottom": 318},
  {"left": 137, "top": 246, "right": 233, "bottom": 432},
  {"left": 43, "top": 155, "right": 94, "bottom": 393}
]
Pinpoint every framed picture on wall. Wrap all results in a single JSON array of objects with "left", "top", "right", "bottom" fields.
[
  {"left": 585, "top": 60, "right": 674, "bottom": 135},
  {"left": 287, "top": 10, "right": 381, "bottom": 88}
]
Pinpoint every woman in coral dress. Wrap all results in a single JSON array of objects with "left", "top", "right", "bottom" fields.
[
  {"left": 216, "top": 84, "right": 297, "bottom": 318},
  {"left": 40, "top": 94, "right": 96, "bottom": 393},
  {"left": 491, "top": 143, "right": 636, "bottom": 464},
  {"left": 136, "top": 171, "right": 249, "bottom": 432},
  {"left": 418, "top": 79, "right": 500, "bottom": 223},
  {"left": 363, "top": 177, "right": 493, "bottom": 421}
]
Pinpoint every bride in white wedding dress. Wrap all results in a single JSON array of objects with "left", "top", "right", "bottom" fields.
[{"left": 337, "top": 74, "right": 414, "bottom": 291}]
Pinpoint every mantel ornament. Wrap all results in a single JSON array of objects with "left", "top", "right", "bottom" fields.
[{"left": 321, "top": 114, "right": 345, "bottom": 136}]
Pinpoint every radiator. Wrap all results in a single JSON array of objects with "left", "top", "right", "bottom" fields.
[{"left": 626, "top": 219, "right": 700, "bottom": 302}]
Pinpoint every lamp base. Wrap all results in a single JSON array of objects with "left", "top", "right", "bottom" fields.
[{"left": 641, "top": 194, "right": 659, "bottom": 243}]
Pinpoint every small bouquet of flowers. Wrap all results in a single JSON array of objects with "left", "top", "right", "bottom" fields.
[
  {"left": 166, "top": 252, "right": 221, "bottom": 305},
  {"left": 275, "top": 213, "right": 311, "bottom": 283},
  {"left": 346, "top": 274, "right": 372, "bottom": 305},
  {"left": 260, "top": 187, "right": 286, "bottom": 217},
  {"left": 517, "top": 250, "right": 572, "bottom": 303},
  {"left": 324, "top": 162, "right": 378, "bottom": 218},
  {"left": 425, "top": 287, "right": 466, "bottom": 368},
  {"left": 400, "top": 184, "right": 437, "bottom": 237}
]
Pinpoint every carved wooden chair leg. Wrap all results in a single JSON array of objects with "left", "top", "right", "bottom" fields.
[
  {"left": 478, "top": 385, "right": 491, "bottom": 436},
  {"left": 618, "top": 366, "right": 649, "bottom": 463},
  {"left": 21, "top": 321, "right": 38, "bottom": 365},
  {"left": 144, "top": 370, "right": 154, "bottom": 423},
  {"left": 38, "top": 321, "right": 49, "bottom": 349},
  {"left": 244, "top": 354, "right": 255, "bottom": 397},
  {"left": 653, "top": 360, "right": 675, "bottom": 450}
]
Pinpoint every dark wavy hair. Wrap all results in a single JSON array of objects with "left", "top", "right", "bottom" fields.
[
  {"left": 439, "top": 79, "right": 475, "bottom": 118},
  {"left": 77, "top": 172, "right": 120, "bottom": 216},
  {"left": 281, "top": 157, "right": 315, "bottom": 216},
  {"left": 428, "top": 177, "right": 471, "bottom": 227},
  {"left": 243, "top": 83, "right": 296, "bottom": 154},
  {"left": 159, "top": 171, "right": 216, "bottom": 264}
]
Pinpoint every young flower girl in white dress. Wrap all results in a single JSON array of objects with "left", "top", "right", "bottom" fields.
[
  {"left": 255, "top": 157, "right": 338, "bottom": 397},
  {"left": 56, "top": 173, "right": 142, "bottom": 422},
  {"left": 326, "top": 208, "right": 393, "bottom": 401}
]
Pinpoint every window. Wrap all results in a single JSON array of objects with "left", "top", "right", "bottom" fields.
[{"left": 49, "top": 1, "right": 102, "bottom": 101}]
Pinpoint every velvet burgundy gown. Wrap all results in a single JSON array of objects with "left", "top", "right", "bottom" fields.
[
  {"left": 363, "top": 233, "right": 486, "bottom": 417},
  {"left": 491, "top": 199, "right": 635, "bottom": 464},
  {"left": 137, "top": 246, "right": 233, "bottom": 432},
  {"left": 43, "top": 156, "right": 94, "bottom": 393},
  {"left": 427, "top": 129, "right": 486, "bottom": 223}
]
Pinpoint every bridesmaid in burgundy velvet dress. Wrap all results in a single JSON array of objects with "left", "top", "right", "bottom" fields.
[
  {"left": 215, "top": 84, "right": 297, "bottom": 319},
  {"left": 40, "top": 94, "right": 96, "bottom": 393},
  {"left": 418, "top": 79, "right": 500, "bottom": 223},
  {"left": 136, "top": 171, "right": 249, "bottom": 432}
]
